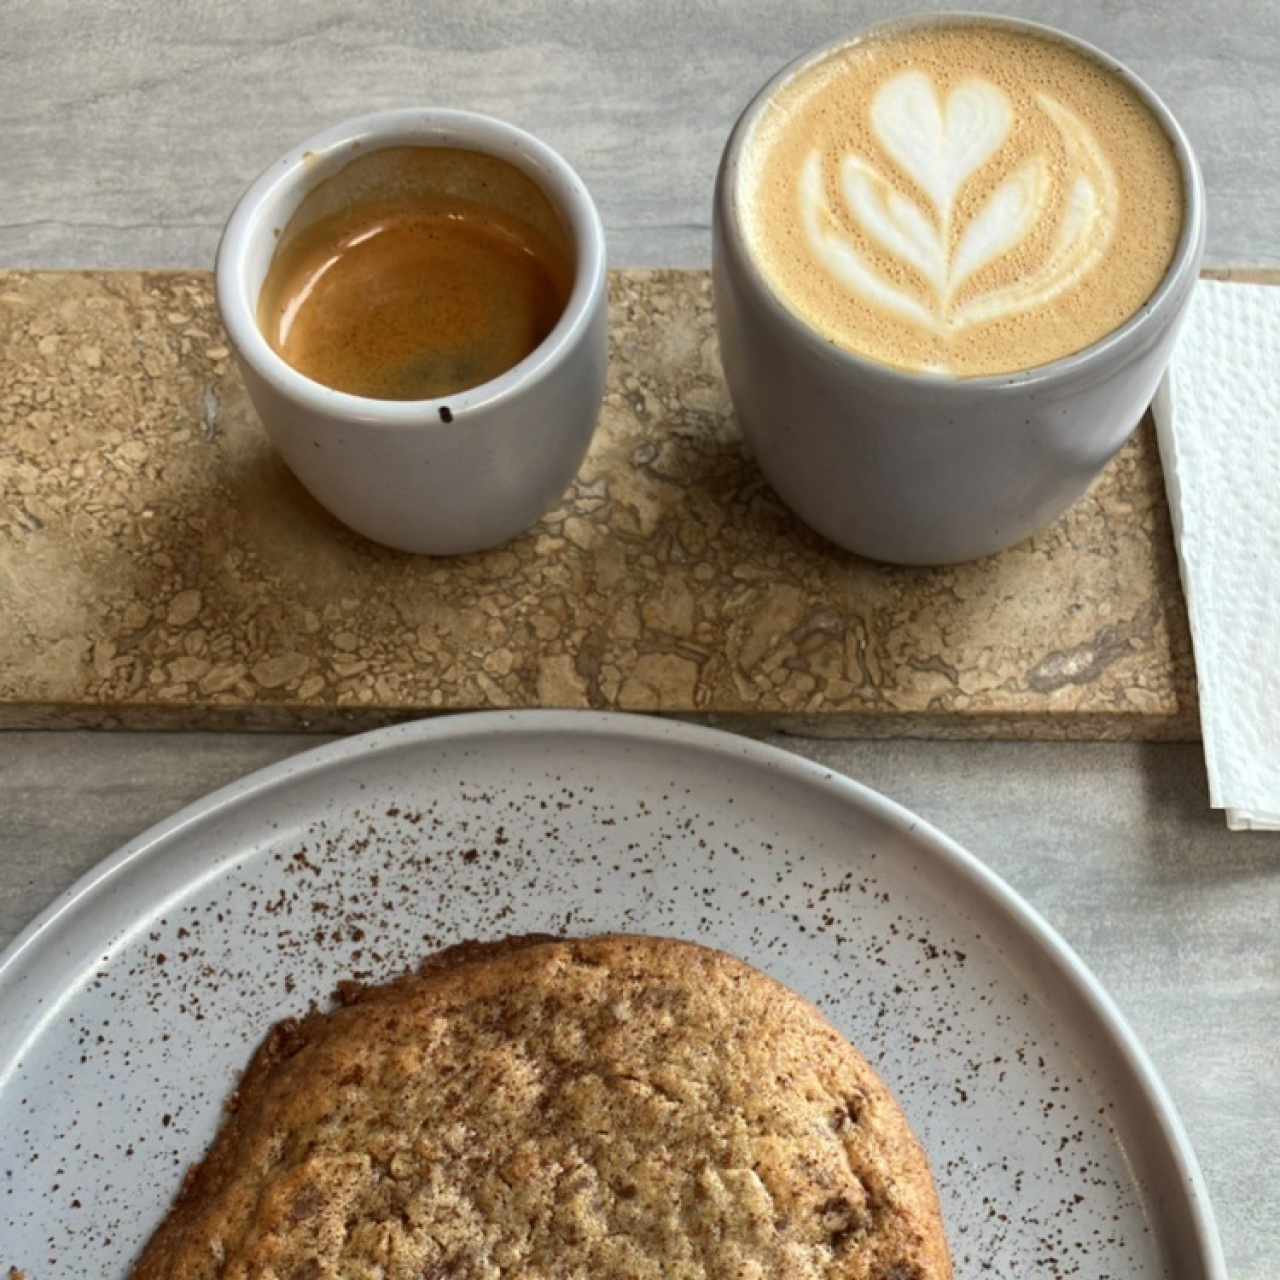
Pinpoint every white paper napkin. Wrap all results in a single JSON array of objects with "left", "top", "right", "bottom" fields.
[{"left": 1152, "top": 279, "right": 1280, "bottom": 831}]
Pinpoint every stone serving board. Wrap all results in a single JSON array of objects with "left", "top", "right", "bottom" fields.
[{"left": 2, "top": 268, "right": 1262, "bottom": 739}]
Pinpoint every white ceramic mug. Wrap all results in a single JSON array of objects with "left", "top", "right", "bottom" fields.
[
  {"left": 713, "top": 14, "right": 1205, "bottom": 565},
  {"left": 216, "top": 109, "right": 607, "bottom": 555}
]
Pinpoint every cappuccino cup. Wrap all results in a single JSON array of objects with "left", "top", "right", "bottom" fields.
[{"left": 713, "top": 13, "right": 1205, "bottom": 564}]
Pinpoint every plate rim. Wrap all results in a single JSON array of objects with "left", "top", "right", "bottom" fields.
[{"left": 0, "top": 709, "right": 1227, "bottom": 1277}]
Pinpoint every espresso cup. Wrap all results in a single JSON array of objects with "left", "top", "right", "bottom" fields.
[
  {"left": 713, "top": 13, "right": 1206, "bottom": 564},
  {"left": 217, "top": 109, "right": 607, "bottom": 555}
]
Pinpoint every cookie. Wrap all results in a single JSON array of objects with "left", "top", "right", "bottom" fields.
[{"left": 131, "top": 935, "right": 951, "bottom": 1279}]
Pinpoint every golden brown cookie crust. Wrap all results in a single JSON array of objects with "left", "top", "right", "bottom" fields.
[{"left": 131, "top": 935, "right": 952, "bottom": 1279}]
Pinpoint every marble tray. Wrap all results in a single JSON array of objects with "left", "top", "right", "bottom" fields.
[{"left": 1, "top": 268, "right": 1257, "bottom": 738}]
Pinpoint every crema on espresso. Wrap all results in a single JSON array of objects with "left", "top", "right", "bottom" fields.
[
  {"left": 739, "top": 22, "right": 1184, "bottom": 377},
  {"left": 258, "top": 147, "right": 573, "bottom": 401}
]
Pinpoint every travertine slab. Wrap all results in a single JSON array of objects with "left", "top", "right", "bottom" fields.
[{"left": 0, "top": 268, "right": 1206, "bottom": 737}]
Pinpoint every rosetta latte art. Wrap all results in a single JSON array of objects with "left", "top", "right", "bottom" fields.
[{"left": 801, "top": 70, "right": 1119, "bottom": 333}]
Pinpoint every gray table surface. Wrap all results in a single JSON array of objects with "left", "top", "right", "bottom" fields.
[{"left": 3, "top": 2, "right": 1278, "bottom": 1276}]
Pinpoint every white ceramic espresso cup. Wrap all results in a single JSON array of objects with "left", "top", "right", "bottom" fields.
[{"left": 216, "top": 109, "right": 607, "bottom": 555}]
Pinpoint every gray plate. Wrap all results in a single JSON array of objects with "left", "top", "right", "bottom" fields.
[{"left": 0, "top": 712, "right": 1223, "bottom": 1278}]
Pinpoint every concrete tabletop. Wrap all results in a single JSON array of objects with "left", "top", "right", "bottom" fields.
[{"left": 3, "top": 3, "right": 1278, "bottom": 1276}]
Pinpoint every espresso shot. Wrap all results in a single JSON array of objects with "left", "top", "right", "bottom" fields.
[{"left": 257, "top": 146, "right": 574, "bottom": 401}]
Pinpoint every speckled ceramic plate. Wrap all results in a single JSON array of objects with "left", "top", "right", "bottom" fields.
[{"left": 0, "top": 712, "right": 1222, "bottom": 1278}]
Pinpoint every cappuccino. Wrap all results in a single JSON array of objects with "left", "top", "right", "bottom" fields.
[{"left": 740, "top": 21, "right": 1184, "bottom": 376}]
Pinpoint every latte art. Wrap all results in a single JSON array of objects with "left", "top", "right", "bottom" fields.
[
  {"left": 742, "top": 23, "right": 1183, "bottom": 376},
  {"left": 803, "top": 72, "right": 1118, "bottom": 334}
]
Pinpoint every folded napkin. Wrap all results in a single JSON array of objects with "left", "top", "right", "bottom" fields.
[{"left": 1152, "top": 279, "right": 1280, "bottom": 831}]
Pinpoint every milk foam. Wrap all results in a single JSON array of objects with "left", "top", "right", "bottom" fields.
[
  {"left": 741, "top": 23, "right": 1183, "bottom": 376},
  {"left": 800, "top": 71, "right": 1117, "bottom": 333}
]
